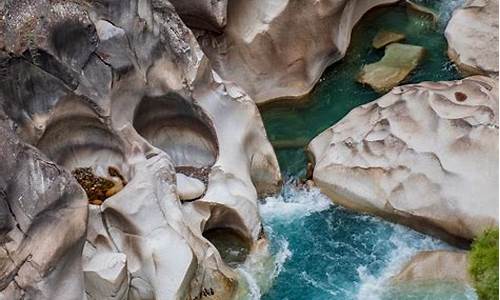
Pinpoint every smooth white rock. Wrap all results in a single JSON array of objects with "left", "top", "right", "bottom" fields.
[
  {"left": 309, "top": 76, "right": 499, "bottom": 242},
  {"left": 176, "top": 173, "right": 206, "bottom": 200}
]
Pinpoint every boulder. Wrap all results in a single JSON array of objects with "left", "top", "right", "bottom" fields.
[
  {"left": 392, "top": 250, "right": 471, "bottom": 284},
  {"left": 308, "top": 76, "right": 499, "bottom": 244},
  {"left": 358, "top": 43, "right": 425, "bottom": 93},
  {"left": 197, "top": 0, "right": 399, "bottom": 104},
  {"left": 445, "top": 0, "right": 499, "bottom": 77}
]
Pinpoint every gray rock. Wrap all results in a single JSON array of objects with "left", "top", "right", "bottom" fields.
[{"left": 0, "top": 0, "right": 281, "bottom": 299}]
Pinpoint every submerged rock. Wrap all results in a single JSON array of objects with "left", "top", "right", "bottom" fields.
[
  {"left": 372, "top": 30, "right": 406, "bottom": 49},
  {"left": 393, "top": 250, "right": 471, "bottom": 284},
  {"left": 308, "top": 76, "right": 498, "bottom": 244},
  {"left": 358, "top": 43, "right": 425, "bottom": 93},
  {"left": 0, "top": 0, "right": 281, "bottom": 299},
  {"left": 197, "top": 0, "right": 399, "bottom": 104},
  {"left": 445, "top": 0, "right": 499, "bottom": 77}
]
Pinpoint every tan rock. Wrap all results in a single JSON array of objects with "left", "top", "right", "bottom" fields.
[
  {"left": 445, "top": 0, "right": 499, "bottom": 77},
  {"left": 392, "top": 250, "right": 471, "bottom": 284},
  {"left": 308, "top": 76, "right": 499, "bottom": 243},
  {"left": 358, "top": 43, "right": 425, "bottom": 93},
  {"left": 372, "top": 31, "right": 406, "bottom": 49}
]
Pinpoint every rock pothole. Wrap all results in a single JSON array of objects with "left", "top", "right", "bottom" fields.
[
  {"left": 133, "top": 94, "right": 219, "bottom": 169},
  {"left": 36, "top": 115, "right": 132, "bottom": 203},
  {"left": 203, "top": 228, "right": 251, "bottom": 268},
  {"left": 202, "top": 205, "right": 253, "bottom": 268}
]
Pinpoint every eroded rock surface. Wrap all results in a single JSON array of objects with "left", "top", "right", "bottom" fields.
[
  {"left": 197, "top": 0, "right": 399, "bottom": 104},
  {"left": 392, "top": 250, "right": 471, "bottom": 284},
  {"left": 308, "top": 76, "right": 499, "bottom": 244},
  {"left": 445, "top": 0, "right": 499, "bottom": 77},
  {"left": 0, "top": 0, "right": 281, "bottom": 299}
]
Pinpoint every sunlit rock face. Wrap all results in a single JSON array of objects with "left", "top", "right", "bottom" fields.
[
  {"left": 196, "top": 0, "right": 399, "bottom": 104},
  {"left": 308, "top": 76, "right": 499, "bottom": 245},
  {"left": 445, "top": 0, "right": 499, "bottom": 77},
  {"left": 0, "top": 0, "right": 281, "bottom": 299}
]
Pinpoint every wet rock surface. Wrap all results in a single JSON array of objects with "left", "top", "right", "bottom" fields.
[
  {"left": 309, "top": 76, "right": 499, "bottom": 244},
  {"left": 0, "top": 0, "right": 281, "bottom": 299}
]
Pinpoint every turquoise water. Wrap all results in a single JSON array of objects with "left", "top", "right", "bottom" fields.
[
  {"left": 261, "top": 0, "right": 463, "bottom": 177},
  {"left": 247, "top": 184, "right": 476, "bottom": 300},
  {"left": 247, "top": 1, "right": 478, "bottom": 299}
]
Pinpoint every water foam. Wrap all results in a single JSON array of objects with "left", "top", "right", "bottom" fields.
[
  {"left": 259, "top": 181, "right": 332, "bottom": 222},
  {"left": 356, "top": 224, "right": 451, "bottom": 300},
  {"left": 239, "top": 182, "right": 476, "bottom": 299},
  {"left": 236, "top": 182, "right": 329, "bottom": 300}
]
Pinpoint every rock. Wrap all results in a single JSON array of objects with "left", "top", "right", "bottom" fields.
[
  {"left": 197, "top": 0, "right": 399, "bottom": 104},
  {"left": 358, "top": 43, "right": 425, "bottom": 93},
  {"left": 372, "top": 30, "right": 406, "bottom": 49},
  {"left": 176, "top": 173, "right": 206, "bottom": 200},
  {"left": 445, "top": 0, "right": 499, "bottom": 77},
  {"left": 169, "top": 0, "right": 227, "bottom": 31},
  {"left": 392, "top": 250, "right": 471, "bottom": 284},
  {"left": 0, "top": 0, "right": 281, "bottom": 299},
  {"left": 0, "top": 116, "right": 88, "bottom": 299},
  {"left": 308, "top": 76, "right": 498, "bottom": 244},
  {"left": 83, "top": 252, "right": 129, "bottom": 300}
]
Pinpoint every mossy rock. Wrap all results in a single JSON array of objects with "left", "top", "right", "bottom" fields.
[{"left": 358, "top": 43, "right": 425, "bottom": 93}]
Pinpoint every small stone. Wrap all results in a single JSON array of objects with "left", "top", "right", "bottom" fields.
[
  {"left": 176, "top": 173, "right": 206, "bottom": 201},
  {"left": 372, "top": 31, "right": 405, "bottom": 49},
  {"left": 358, "top": 43, "right": 425, "bottom": 93}
]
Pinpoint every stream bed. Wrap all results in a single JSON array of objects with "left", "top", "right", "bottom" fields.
[{"left": 245, "top": 1, "right": 478, "bottom": 299}]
